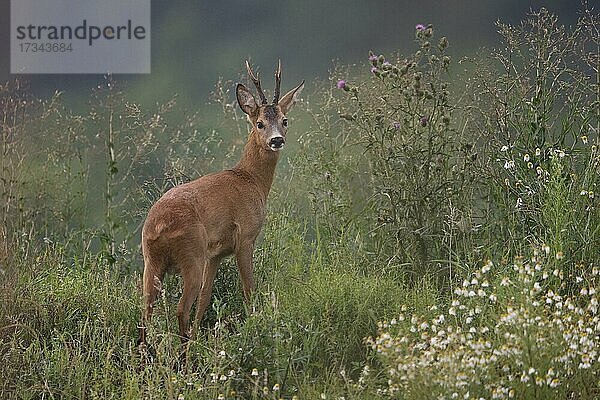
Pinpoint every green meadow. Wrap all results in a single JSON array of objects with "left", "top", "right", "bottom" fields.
[{"left": 1, "top": 8, "right": 600, "bottom": 399}]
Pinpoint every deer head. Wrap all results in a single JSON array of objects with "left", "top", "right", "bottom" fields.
[{"left": 236, "top": 60, "right": 304, "bottom": 152}]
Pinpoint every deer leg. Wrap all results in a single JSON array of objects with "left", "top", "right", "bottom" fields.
[
  {"left": 235, "top": 244, "right": 255, "bottom": 304},
  {"left": 191, "top": 258, "right": 219, "bottom": 337},
  {"left": 176, "top": 259, "right": 204, "bottom": 341},
  {"left": 138, "top": 258, "right": 165, "bottom": 346}
]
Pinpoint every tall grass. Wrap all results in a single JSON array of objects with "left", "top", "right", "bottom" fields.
[{"left": 1, "top": 6, "right": 599, "bottom": 399}]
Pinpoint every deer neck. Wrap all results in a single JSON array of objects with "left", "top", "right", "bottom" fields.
[{"left": 234, "top": 129, "right": 280, "bottom": 199}]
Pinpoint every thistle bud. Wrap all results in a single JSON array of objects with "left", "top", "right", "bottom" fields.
[
  {"left": 438, "top": 36, "right": 449, "bottom": 51},
  {"left": 442, "top": 56, "right": 451, "bottom": 68}
]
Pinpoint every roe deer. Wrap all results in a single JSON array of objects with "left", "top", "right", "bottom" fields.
[{"left": 138, "top": 61, "right": 304, "bottom": 344}]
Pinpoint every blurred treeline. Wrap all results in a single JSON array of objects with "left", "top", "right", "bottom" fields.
[{"left": 0, "top": 1, "right": 580, "bottom": 108}]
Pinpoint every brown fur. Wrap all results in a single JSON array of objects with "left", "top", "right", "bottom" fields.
[{"left": 138, "top": 62, "right": 304, "bottom": 343}]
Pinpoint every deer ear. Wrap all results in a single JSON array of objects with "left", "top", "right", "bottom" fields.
[
  {"left": 236, "top": 83, "right": 258, "bottom": 116},
  {"left": 278, "top": 81, "right": 304, "bottom": 114}
]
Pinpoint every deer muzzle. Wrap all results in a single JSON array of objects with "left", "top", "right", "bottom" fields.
[{"left": 268, "top": 136, "right": 285, "bottom": 150}]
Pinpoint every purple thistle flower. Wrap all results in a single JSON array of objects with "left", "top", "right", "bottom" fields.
[
  {"left": 336, "top": 80, "right": 346, "bottom": 89},
  {"left": 416, "top": 24, "right": 426, "bottom": 31},
  {"left": 420, "top": 116, "right": 428, "bottom": 127},
  {"left": 371, "top": 67, "right": 378, "bottom": 74},
  {"left": 368, "top": 54, "right": 378, "bottom": 62},
  {"left": 393, "top": 121, "right": 401, "bottom": 130},
  {"left": 382, "top": 61, "right": 391, "bottom": 67}
]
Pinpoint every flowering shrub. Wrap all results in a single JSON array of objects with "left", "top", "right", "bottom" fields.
[
  {"left": 495, "top": 143, "right": 600, "bottom": 267},
  {"left": 369, "top": 249, "right": 600, "bottom": 399},
  {"left": 470, "top": 8, "right": 600, "bottom": 264}
]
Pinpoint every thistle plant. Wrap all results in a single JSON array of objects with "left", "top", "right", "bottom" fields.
[{"left": 333, "top": 25, "right": 479, "bottom": 274}]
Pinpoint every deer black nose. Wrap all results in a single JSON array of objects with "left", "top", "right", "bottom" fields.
[{"left": 269, "top": 136, "right": 285, "bottom": 149}]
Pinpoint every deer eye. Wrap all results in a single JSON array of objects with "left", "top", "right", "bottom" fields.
[
  {"left": 257, "top": 121, "right": 265, "bottom": 129},
  {"left": 282, "top": 119, "right": 288, "bottom": 127}
]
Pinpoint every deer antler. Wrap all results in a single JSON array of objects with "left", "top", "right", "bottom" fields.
[
  {"left": 273, "top": 60, "right": 281, "bottom": 104},
  {"left": 245, "top": 60, "right": 268, "bottom": 105}
]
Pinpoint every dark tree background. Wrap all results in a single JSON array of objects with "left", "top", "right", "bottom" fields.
[{"left": 0, "top": 0, "right": 579, "bottom": 106}]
